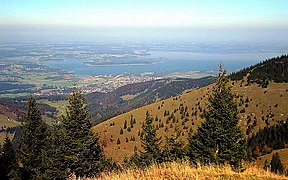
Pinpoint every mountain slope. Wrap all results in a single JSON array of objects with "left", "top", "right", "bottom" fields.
[
  {"left": 87, "top": 76, "right": 215, "bottom": 124},
  {"left": 92, "top": 81, "right": 288, "bottom": 162}
]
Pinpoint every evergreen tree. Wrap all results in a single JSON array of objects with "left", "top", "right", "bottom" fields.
[
  {"left": 187, "top": 66, "right": 246, "bottom": 170},
  {"left": 18, "top": 96, "right": 47, "bottom": 179},
  {"left": 133, "top": 118, "right": 136, "bottom": 124},
  {"left": 0, "top": 144, "right": 3, "bottom": 178},
  {"left": 130, "top": 119, "right": 134, "bottom": 129},
  {"left": 162, "top": 127, "right": 185, "bottom": 162},
  {"left": 117, "top": 138, "right": 121, "bottom": 145},
  {"left": 137, "top": 113, "right": 162, "bottom": 167},
  {"left": 60, "top": 90, "right": 104, "bottom": 178},
  {"left": 124, "top": 120, "right": 127, "bottom": 129},
  {"left": 41, "top": 125, "right": 66, "bottom": 179},
  {"left": 270, "top": 153, "right": 285, "bottom": 175},
  {"left": 0, "top": 136, "right": 20, "bottom": 179}
]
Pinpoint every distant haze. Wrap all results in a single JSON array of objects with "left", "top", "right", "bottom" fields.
[
  {"left": 0, "top": 0, "right": 288, "bottom": 44},
  {"left": 1, "top": 25, "right": 288, "bottom": 45}
]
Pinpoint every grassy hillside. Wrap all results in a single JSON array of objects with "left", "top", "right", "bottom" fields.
[
  {"left": 92, "top": 161, "right": 287, "bottom": 180},
  {"left": 0, "top": 114, "right": 20, "bottom": 144},
  {"left": 92, "top": 81, "right": 288, "bottom": 163},
  {"left": 0, "top": 114, "right": 20, "bottom": 127}
]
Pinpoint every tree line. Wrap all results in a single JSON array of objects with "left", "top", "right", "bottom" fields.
[
  {"left": 247, "top": 121, "right": 288, "bottom": 159},
  {"left": 229, "top": 54, "right": 288, "bottom": 87},
  {"left": 0, "top": 126, "right": 17, "bottom": 134}
]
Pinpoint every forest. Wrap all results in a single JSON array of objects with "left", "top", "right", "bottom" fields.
[{"left": 229, "top": 55, "right": 288, "bottom": 87}]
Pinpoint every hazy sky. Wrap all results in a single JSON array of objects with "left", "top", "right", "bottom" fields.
[{"left": 1, "top": 0, "right": 288, "bottom": 43}]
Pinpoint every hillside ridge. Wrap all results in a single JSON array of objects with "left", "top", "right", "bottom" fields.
[
  {"left": 93, "top": 56, "right": 288, "bottom": 163},
  {"left": 87, "top": 76, "right": 215, "bottom": 124},
  {"left": 229, "top": 54, "right": 288, "bottom": 87}
]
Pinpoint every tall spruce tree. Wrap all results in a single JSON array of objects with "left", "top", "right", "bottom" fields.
[
  {"left": 138, "top": 113, "right": 162, "bottom": 167},
  {"left": 41, "top": 125, "right": 66, "bottom": 179},
  {"left": 162, "top": 126, "right": 185, "bottom": 162},
  {"left": 18, "top": 97, "right": 47, "bottom": 179},
  {"left": 60, "top": 90, "right": 104, "bottom": 177},
  {"left": 187, "top": 66, "right": 246, "bottom": 170},
  {"left": 270, "top": 153, "right": 285, "bottom": 175},
  {"left": 0, "top": 136, "right": 20, "bottom": 179}
]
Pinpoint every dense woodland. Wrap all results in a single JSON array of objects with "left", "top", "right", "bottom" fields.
[
  {"left": 230, "top": 55, "right": 288, "bottom": 87},
  {"left": 247, "top": 121, "right": 288, "bottom": 158},
  {"left": 0, "top": 82, "right": 36, "bottom": 92}
]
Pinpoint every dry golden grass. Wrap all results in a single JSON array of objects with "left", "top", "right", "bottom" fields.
[{"left": 86, "top": 161, "right": 288, "bottom": 180}]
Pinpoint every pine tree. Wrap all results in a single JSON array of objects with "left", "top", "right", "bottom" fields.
[
  {"left": 162, "top": 127, "right": 185, "bottom": 162},
  {"left": 41, "top": 125, "right": 66, "bottom": 179},
  {"left": 130, "top": 119, "right": 134, "bottom": 128},
  {"left": 18, "top": 96, "right": 47, "bottom": 179},
  {"left": 117, "top": 138, "right": 121, "bottom": 145},
  {"left": 0, "top": 144, "right": 3, "bottom": 178},
  {"left": 60, "top": 90, "right": 104, "bottom": 178},
  {"left": 0, "top": 136, "right": 20, "bottom": 179},
  {"left": 124, "top": 120, "right": 127, "bottom": 129},
  {"left": 270, "top": 153, "right": 285, "bottom": 175},
  {"left": 187, "top": 66, "right": 246, "bottom": 170},
  {"left": 133, "top": 118, "right": 136, "bottom": 124},
  {"left": 155, "top": 115, "right": 158, "bottom": 121},
  {"left": 138, "top": 113, "right": 162, "bottom": 167}
]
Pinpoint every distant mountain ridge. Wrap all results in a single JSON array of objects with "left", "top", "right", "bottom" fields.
[
  {"left": 87, "top": 76, "right": 215, "bottom": 124},
  {"left": 0, "top": 98, "right": 58, "bottom": 122}
]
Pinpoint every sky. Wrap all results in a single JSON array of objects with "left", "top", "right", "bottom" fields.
[{"left": 1, "top": 0, "right": 288, "bottom": 43}]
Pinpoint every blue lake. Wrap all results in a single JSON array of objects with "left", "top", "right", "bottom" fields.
[{"left": 41, "top": 51, "right": 282, "bottom": 77}]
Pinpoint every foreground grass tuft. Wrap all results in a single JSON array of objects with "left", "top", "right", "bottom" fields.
[{"left": 83, "top": 161, "right": 287, "bottom": 180}]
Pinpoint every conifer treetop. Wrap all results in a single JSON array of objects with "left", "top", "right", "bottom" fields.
[
  {"left": 19, "top": 96, "right": 47, "bottom": 179},
  {"left": 60, "top": 90, "right": 105, "bottom": 178},
  {"left": 188, "top": 66, "right": 246, "bottom": 170}
]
